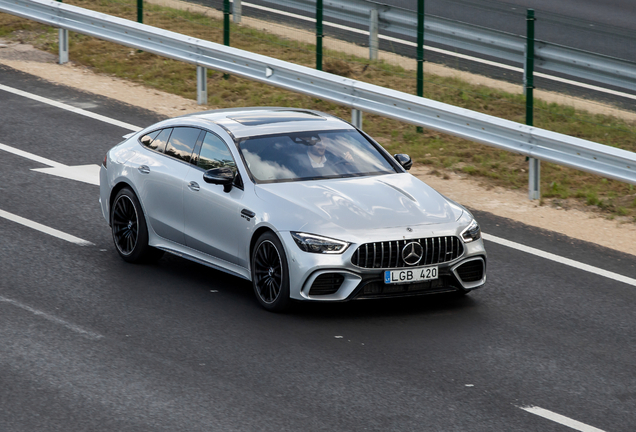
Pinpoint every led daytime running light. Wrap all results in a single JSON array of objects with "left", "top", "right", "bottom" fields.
[
  {"left": 291, "top": 232, "right": 350, "bottom": 254},
  {"left": 461, "top": 220, "right": 481, "bottom": 243}
]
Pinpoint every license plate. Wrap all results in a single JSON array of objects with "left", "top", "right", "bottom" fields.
[{"left": 384, "top": 266, "right": 438, "bottom": 284}]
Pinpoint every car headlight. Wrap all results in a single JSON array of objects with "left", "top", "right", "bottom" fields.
[
  {"left": 460, "top": 219, "right": 481, "bottom": 243},
  {"left": 291, "top": 232, "right": 350, "bottom": 254}
]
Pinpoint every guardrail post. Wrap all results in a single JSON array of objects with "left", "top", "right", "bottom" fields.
[
  {"left": 137, "top": 0, "right": 143, "bottom": 24},
  {"left": 525, "top": 8, "right": 539, "bottom": 200},
  {"left": 197, "top": 66, "right": 207, "bottom": 105},
  {"left": 416, "top": 0, "right": 424, "bottom": 133},
  {"left": 56, "top": 0, "right": 68, "bottom": 64},
  {"left": 369, "top": 8, "right": 378, "bottom": 61},
  {"left": 223, "top": 0, "right": 230, "bottom": 79},
  {"left": 352, "top": 109, "right": 362, "bottom": 129},
  {"left": 232, "top": 0, "right": 242, "bottom": 24},
  {"left": 316, "top": 0, "right": 323, "bottom": 71},
  {"left": 58, "top": 28, "right": 68, "bottom": 64}
]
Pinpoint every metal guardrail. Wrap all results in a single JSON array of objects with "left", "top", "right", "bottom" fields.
[
  {"left": 1, "top": 0, "right": 635, "bottom": 187},
  {"left": 261, "top": 0, "right": 636, "bottom": 93}
]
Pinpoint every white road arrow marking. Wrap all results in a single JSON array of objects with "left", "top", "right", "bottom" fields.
[
  {"left": 32, "top": 164, "right": 100, "bottom": 185},
  {"left": 0, "top": 142, "right": 100, "bottom": 185}
]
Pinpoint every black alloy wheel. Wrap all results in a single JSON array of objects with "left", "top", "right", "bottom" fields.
[
  {"left": 112, "top": 193, "right": 138, "bottom": 256},
  {"left": 252, "top": 232, "right": 291, "bottom": 312},
  {"left": 111, "top": 188, "right": 163, "bottom": 263}
]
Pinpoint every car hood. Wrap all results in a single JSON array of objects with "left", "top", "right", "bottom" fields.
[{"left": 254, "top": 173, "right": 463, "bottom": 235}]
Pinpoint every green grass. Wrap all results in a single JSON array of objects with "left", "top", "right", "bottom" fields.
[{"left": 1, "top": 0, "right": 636, "bottom": 220}]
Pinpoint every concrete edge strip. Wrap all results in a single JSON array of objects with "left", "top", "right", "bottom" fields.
[
  {"left": 483, "top": 233, "right": 636, "bottom": 287},
  {"left": 0, "top": 209, "right": 94, "bottom": 246}
]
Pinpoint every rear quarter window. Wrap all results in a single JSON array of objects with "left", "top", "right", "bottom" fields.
[
  {"left": 140, "top": 128, "right": 172, "bottom": 153},
  {"left": 165, "top": 127, "right": 202, "bottom": 163}
]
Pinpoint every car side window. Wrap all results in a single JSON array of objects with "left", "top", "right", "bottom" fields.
[
  {"left": 140, "top": 128, "right": 172, "bottom": 153},
  {"left": 165, "top": 127, "right": 201, "bottom": 163},
  {"left": 197, "top": 132, "right": 236, "bottom": 173},
  {"left": 139, "top": 130, "right": 161, "bottom": 148}
]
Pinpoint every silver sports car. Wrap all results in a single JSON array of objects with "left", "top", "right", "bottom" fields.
[{"left": 99, "top": 108, "right": 486, "bottom": 311}]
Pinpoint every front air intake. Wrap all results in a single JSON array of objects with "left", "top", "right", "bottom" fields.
[
  {"left": 308, "top": 273, "right": 345, "bottom": 296},
  {"left": 455, "top": 260, "right": 484, "bottom": 283}
]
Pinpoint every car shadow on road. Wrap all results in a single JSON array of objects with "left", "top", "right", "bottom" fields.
[
  {"left": 289, "top": 292, "right": 479, "bottom": 319},
  {"left": 150, "top": 253, "right": 481, "bottom": 319}
]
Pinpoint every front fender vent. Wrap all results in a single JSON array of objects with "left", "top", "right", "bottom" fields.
[{"left": 351, "top": 236, "right": 463, "bottom": 269}]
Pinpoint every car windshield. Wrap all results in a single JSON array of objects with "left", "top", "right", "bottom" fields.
[{"left": 238, "top": 129, "right": 397, "bottom": 183}]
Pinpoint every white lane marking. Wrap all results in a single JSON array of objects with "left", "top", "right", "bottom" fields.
[
  {"left": 0, "top": 142, "right": 66, "bottom": 168},
  {"left": 0, "top": 83, "right": 141, "bottom": 132},
  {"left": 483, "top": 233, "right": 636, "bottom": 287},
  {"left": 0, "top": 209, "right": 94, "bottom": 246},
  {"left": 241, "top": 1, "right": 313, "bottom": 23},
  {"left": 240, "top": 1, "right": 635, "bottom": 100},
  {"left": 0, "top": 295, "right": 104, "bottom": 340},
  {"left": 534, "top": 71, "right": 636, "bottom": 101},
  {"left": 0, "top": 142, "right": 100, "bottom": 185},
  {"left": 519, "top": 406, "right": 606, "bottom": 432},
  {"left": 379, "top": 34, "right": 524, "bottom": 73}
]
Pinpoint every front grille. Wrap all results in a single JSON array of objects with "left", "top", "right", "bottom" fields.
[
  {"left": 455, "top": 260, "right": 484, "bottom": 282},
  {"left": 351, "top": 236, "right": 463, "bottom": 269},
  {"left": 308, "top": 273, "right": 345, "bottom": 296}
]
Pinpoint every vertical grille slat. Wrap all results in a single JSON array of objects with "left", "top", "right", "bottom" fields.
[
  {"left": 352, "top": 236, "right": 464, "bottom": 269},
  {"left": 425, "top": 238, "right": 430, "bottom": 265},
  {"left": 380, "top": 242, "right": 385, "bottom": 268},
  {"left": 394, "top": 241, "right": 400, "bottom": 268},
  {"left": 373, "top": 243, "right": 377, "bottom": 268},
  {"left": 444, "top": 237, "right": 448, "bottom": 262}
]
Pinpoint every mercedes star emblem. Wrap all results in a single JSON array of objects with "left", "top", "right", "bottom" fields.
[{"left": 402, "top": 241, "right": 424, "bottom": 266}]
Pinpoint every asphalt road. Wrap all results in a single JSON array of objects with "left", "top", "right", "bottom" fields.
[
  {"left": 1, "top": 65, "right": 636, "bottom": 431},
  {"left": 386, "top": 0, "right": 635, "bottom": 59}
]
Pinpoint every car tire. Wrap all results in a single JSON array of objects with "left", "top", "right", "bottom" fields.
[
  {"left": 251, "top": 231, "right": 291, "bottom": 312},
  {"left": 111, "top": 187, "right": 163, "bottom": 263}
]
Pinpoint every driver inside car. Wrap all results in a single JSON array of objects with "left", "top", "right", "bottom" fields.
[{"left": 293, "top": 134, "right": 354, "bottom": 173}]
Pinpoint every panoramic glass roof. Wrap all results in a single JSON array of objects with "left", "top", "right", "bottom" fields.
[{"left": 228, "top": 110, "right": 326, "bottom": 126}]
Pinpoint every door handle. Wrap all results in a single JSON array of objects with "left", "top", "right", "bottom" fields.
[
  {"left": 241, "top": 209, "right": 256, "bottom": 218},
  {"left": 138, "top": 165, "right": 150, "bottom": 174},
  {"left": 188, "top": 181, "right": 200, "bottom": 192}
]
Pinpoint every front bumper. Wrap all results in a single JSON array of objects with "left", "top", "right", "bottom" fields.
[{"left": 280, "top": 230, "right": 487, "bottom": 302}]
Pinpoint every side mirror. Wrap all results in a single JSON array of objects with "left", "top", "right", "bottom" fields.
[
  {"left": 394, "top": 153, "right": 412, "bottom": 171},
  {"left": 203, "top": 167, "right": 235, "bottom": 193}
]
